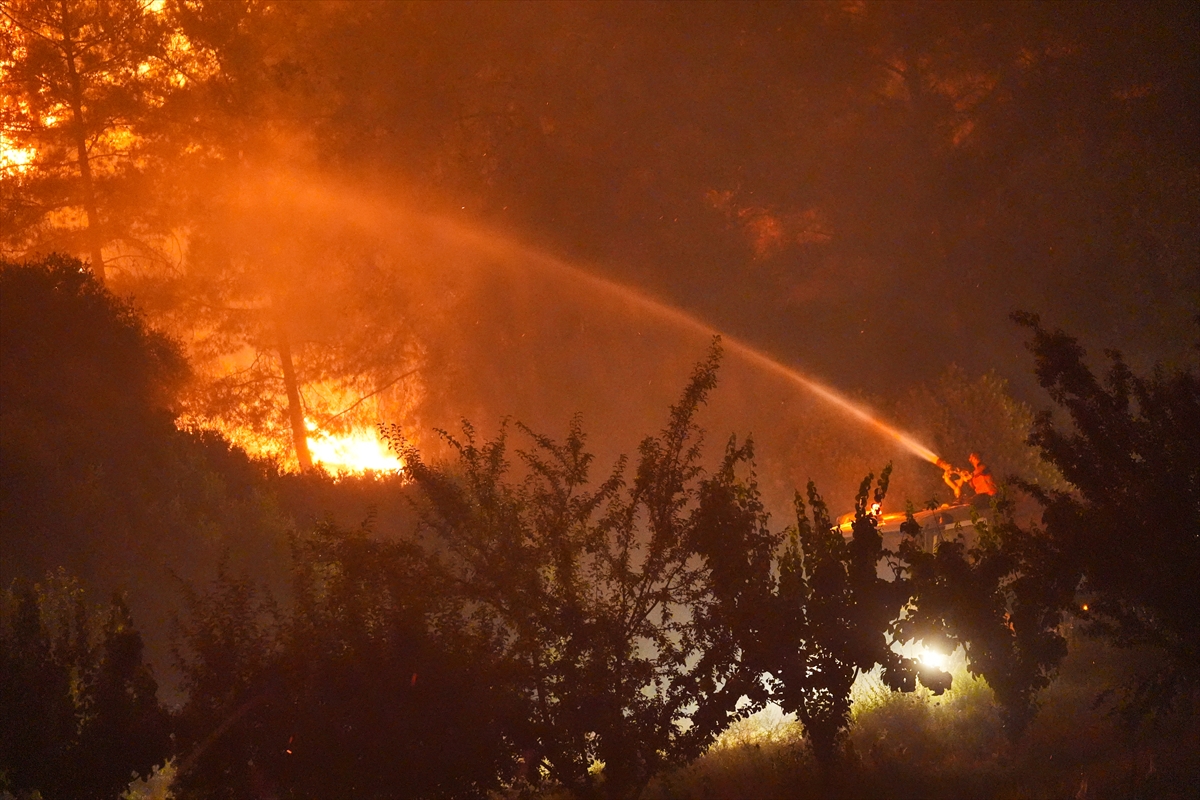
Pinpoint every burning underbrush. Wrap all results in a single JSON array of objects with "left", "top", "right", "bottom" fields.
[{"left": 179, "top": 376, "right": 414, "bottom": 477}]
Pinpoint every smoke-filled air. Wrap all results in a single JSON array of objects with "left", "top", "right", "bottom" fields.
[{"left": 2, "top": 2, "right": 1197, "bottom": 799}]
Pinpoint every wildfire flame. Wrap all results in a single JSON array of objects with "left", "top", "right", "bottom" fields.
[
  {"left": 176, "top": 347, "right": 418, "bottom": 477},
  {"left": 0, "top": 133, "right": 35, "bottom": 174},
  {"left": 185, "top": 415, "right": 405, "bottom": 476},
  {"left": 306, "top": 424, "right": 404, "bottom": 475}
]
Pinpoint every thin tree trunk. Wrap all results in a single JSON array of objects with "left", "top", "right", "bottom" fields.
[
  {"left": 59, "top": 0, "right": 106, "bottom": 282},
  {"left": 275, "top": 321, "right": 314, "bottom": 471}
]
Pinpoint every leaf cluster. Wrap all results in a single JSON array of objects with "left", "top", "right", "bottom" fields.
[
  {"left": 1, "top": 0, "right": 177, "bottom": 259},
  {"left": 169, "top": 523, "right": 519, "bottom": 800},
  {"left": 895, "top": 501, "right": 1073, "bottom": 736},
  {"left": 1, "top": 255, "right": 293, "bottom": 685},
  {"left": 751, "top": 470, "right": 920, "bottom": 767}
]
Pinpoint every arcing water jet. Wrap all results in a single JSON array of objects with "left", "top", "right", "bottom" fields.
[
  {"left": 477, "top": 236, "right": 945, "bottom": 467},
  {"left": 233, "top": 171, "right": 943, "bottom": 468},
  {"left": 555, "top": 273, "right": 942, "bottom": 464}
]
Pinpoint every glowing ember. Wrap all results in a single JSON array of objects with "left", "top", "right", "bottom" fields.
[{"left": 306, "top": 425, "right": 404, "bottom": 475}]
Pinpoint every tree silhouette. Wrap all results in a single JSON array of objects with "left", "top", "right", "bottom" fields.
[
  {"left": 746, "top": 471, "right": 920, "bottom": 768},
  {"left": 1012, "top": 311, "right": 1200, "bottom": 714},
  {"left": 171, "top": 526, "right": 521, "bottom": 800},
  {"left": 0, "top": 253, "right": 186, "bottom": 582},
  {"left": 0, "top": 574, "right": 170, "bottom": 799},
  {"left": 386, "top": 343, "right": 788, "bottom": 798},
  {"left": 895, "top": 500, "right": 1074, "bottom": 736},
  {"left": 0, "top": 254, "right": 291, "bottom": 682},
  {"left": 0, "top": 580, "right": 77, "bottom": 796}
]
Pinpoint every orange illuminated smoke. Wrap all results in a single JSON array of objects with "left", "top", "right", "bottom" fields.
[{"left": 222, "top": 172, "right": 944, "bottom": 470}]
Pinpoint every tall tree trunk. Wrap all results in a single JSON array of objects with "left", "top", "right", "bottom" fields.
[
  {"left": 275, "top": 321, "right": 314, "bottom": 471},
  {"left": 59, "top": 0, "right": 106, "bottom": 282}
]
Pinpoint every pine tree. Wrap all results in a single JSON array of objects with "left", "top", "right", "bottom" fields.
[{"left": 0, "top": 0, "right": 178, "bottom": 280}]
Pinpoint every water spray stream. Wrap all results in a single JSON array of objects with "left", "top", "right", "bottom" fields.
[
  {"left": 521, "top": 260, "right": 944, "bottom": 465},
  {"left": 726, "top": 345, "right": 941, "bottom": 464},
  {"left": 245, "top": 172, "right": 943, "bottom": 465}
]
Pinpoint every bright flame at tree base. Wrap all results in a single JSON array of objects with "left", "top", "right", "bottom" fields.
[
  {"left": 185, "top": 417, "right": 405, "bottom": 476},
  {"left": 307, "top": 424, "right": 404, "bottom": 475}
]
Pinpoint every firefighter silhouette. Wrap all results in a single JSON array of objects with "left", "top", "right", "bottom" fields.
[{"left": 937, "top": 452, "right": 996, "bottom": 504}]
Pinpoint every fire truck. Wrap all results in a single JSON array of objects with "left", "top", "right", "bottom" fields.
[{"left": 835, "top": 501, "right": 989, "bottom": 554}]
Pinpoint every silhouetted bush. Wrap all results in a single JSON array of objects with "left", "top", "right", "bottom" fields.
[
  {"left": 894, "top": 500, "right": 1074, "bottom": 736},
  {"left": 1, "top": 254, "right": 186, "bottom": 579},
  {"left": 0, "top": 572, "right": 169, "bottom": 799},
  {"left": 10, "top": 260, "right": 1194, "bottom": 797},
  {"left": 389, "top": 344, "right": 936, "bottom": 792},
  {"left": 0, "top": 255, "right": 291, "bottom": 684},
  {"left": 386, "top": 344, "right": 785, "bottom": 799},
  {"left": 642, "top": 632, "right": 1199, "bottom": 800},
  {"left": 743, "top": 471, "right": 921, "bottom": 770},
  {"left": 171, "top": 524, "right": 517, "bottom": 799},
  {"left": 1013, "top": 311, "right": 1200, "bottom": 717}
]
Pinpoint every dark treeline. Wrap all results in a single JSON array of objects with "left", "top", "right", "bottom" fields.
[{"left": 2, "top": 257, "right": 1197, "bottom": 798}]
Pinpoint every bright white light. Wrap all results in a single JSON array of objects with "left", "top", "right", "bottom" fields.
[{"left": 918, "top": 646, "right": 948, "bottom": 671}]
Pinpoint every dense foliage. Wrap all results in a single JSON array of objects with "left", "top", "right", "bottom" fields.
[
  {"left": 0, "top": 574, "right": 169, "bottom": 799},
  {"left": 2, "top": 254, "right": 1197, "bottom": 797},
  {"left": 1013, "top": 311, "right": 1200, "bottom": 713},
  {"left": 751, "top": 473, "right": 920, "bottom": 767},
  {"left": 2, "top": 1, "right": 1195, "bottom": 795},
  {"left": 894, "top": 504, "right": 1074, "bottom": 735},
  {"left": 0, "top": 255, "right": 292, "bottom": 698},
  {"left": 5, "top": 0, "right": 1195, "bottom": 466},
  {"left": 1, "top": 253, "right": 182, "bottom": 580},
  {"left": 386, "top": 347, "right": 800, "bottom": 797},
  {"left": 169, "top": 529, "right": 513, "bottom": 799}
]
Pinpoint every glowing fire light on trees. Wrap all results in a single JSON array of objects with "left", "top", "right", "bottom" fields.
[
  {"left": 178, "top": 345, "right": 418, "bottom": 476},
  {"left": 0, "top": 133, "right": 34, "bottom": 174}
]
